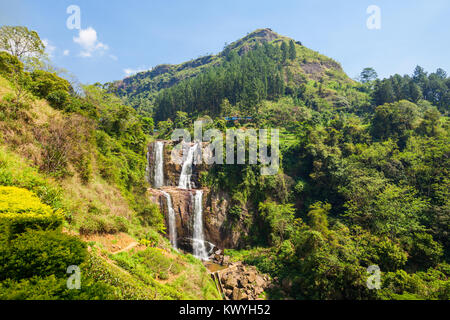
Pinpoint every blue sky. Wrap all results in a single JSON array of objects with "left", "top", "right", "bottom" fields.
[{"left": 1, "top": 0, "right": 449, "bottom": 84}]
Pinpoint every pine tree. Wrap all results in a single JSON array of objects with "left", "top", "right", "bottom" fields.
[
  {"left": 288, "top": 40, "right": 296, "bottom": 60},
  {"left": 281, "top": 41, "right": 288, "bottom": 63}
]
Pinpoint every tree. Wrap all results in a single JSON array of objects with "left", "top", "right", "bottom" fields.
[
  {"left": 259, "top": 200, "right": 295, "bottom": 245},
  {"left": 435, "top": 68, "right": 447, "bottom": 80},
  {"left": 307, "top": 201, "right": 331, "bottom": 235},
  {"left": 412, "top": 65, "right": 427, "bottom": 84},
  {"left": 371, "top": 100, "right": 419, "bottom": 141},
  {"left": 373, "top": 80, "right": 395, "bottom": 106},
  {"left": 359, "top": 67, "right": 378, "bottom": 83},
  {"left": 409, "top": 81, "right": 422, "bottom": 102},
  {"left": 0, "top": 26, "right": 44, "bottom": 59},
  {"left": 0, "top": 51, "right": 31, "bottom": 110},
  {"left": 288, "top": 40, "right": 296, "bottom": 60},
  {"left": 280, "top": 41, "right": 288, "bottom": 63}
]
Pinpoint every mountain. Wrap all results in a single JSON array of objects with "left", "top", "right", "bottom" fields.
[{"left": 110, "top": 28, "right": 365, "bottom": 119}]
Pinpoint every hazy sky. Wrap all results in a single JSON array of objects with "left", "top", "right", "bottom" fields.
[{"left": 1, "top": 0, "right": 449, "bottom": 84}]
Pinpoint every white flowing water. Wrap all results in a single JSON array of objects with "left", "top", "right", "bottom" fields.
[
  {"left": 161, "top": 191, "right": 177, "bottom": 249},
  {"left": 192, "top": 190, "right": 209, "bottom": 260},
  {"left": 154, "top": 141, "right": 164, "bottom": 188},
  {"left": 178, "top": 143, "right": 199, "bottom": 189}
]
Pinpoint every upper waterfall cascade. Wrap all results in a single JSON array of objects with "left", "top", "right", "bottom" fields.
[
  {"left": 178, "top": 143, "right": 200, "bottom": 190},
  {"left": 154, "top": 141, "right": 164, "bottom": 188}
]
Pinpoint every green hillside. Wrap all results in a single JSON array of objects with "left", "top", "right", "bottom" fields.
[{"left": 110, "top": 28, "right": 368, "bottom": 119}]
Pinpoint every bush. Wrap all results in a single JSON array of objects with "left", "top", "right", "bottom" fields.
[
  {"left": 0, "top": 52, "right": 23, "bottom": 77},
  {"left": 29, "top": 70, "right": 71, "bottom": 99},
  {"left": 0, "top": 229, "right": 87, "bottom": 281},
  {"left": 47, "top": 89, "right": 70, "bottom": 110},
  {"left": 0, "top": 186, "right": 63, "bottom": 238},
  {"left": 0, "top": 275, "right": 114, "bottom": 300},
  {"left": 78, "top": 214, "right": 128, "bottom": 235}
]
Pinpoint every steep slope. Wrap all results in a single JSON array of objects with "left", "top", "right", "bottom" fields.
[{"left": 0, "top": 53, "right": 220, "bottom": 300}]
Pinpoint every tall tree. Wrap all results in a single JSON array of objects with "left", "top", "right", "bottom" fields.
[
  {"left": 374, "top": 80, "right": 395, "bottom": 105},
  {"left": 359, "top": 67, "right": 378, "bottom": 83},
  {"left": 280, "top": 41, "right": 288, "bottom": 63},
  {"left": 0, "top": 26, "right": 45, "bottom": 59},
  {"left": 288, "top": 40, "right": 296, "bottom": 60}
]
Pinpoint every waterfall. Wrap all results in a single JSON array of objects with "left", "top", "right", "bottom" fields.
[
  {"left": 154, "top": 141, "right": 164, "bottom": 188},
  {"left": 192, "top": 190, "right": 209, "bottom": 260},
  {"left": 161, "top": 191, "right": 177, "bottom": 249},
  {"left": 178, "top": 143, "right": 199, "bottom": 189}
]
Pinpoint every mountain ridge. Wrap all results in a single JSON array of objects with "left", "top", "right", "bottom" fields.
[{"left": 109, "top": 28, "right": 353, "bottom": 115}]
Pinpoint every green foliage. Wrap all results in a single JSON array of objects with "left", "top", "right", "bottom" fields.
[
  {"left": 0, "top": 274, "right": 114, "bottom": 300},
  {"left": 359, "top": 67, "right": 378, "bottom": 83},
  {"left": 154, "top": 43, "right": 285, "bottom": 121},
  {"left": 371, "top": 66, "right": 450, "bottom": 113},
  {"left": 307, "top": 201, "right": 330, "bottom": 234},
  {"left": 0, "top": 229, "right": 86, "bottom": 280},
  {"left": 288, "top": 40, "right": 297, "bottom": 61},
  {"left": 259, "top": 200, "right": 295, "bottom": 245},
  {"left": 0, "top": 52, "right": 23, "bottom": 77},
  {"left": 29, "top": 69, "right": 71, "bottom": 99},
  {"left": 0, "top": 26, "right": 44, "bottom": 59},
  {"left": 371, "top": 100, "right": 419, "bottom": 143},
  {"left": 0, "top": 186, "right": 63, "bottom": 238}
]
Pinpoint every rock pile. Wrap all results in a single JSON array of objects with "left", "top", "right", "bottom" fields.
[{"left": 219, "top": 261, "right": 272, "bottom": 300}]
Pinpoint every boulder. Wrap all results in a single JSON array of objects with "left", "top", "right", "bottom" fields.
[
  {"left": 224, "top": 274, "right": 238, "bottom": 289},
  {"left": 222, "top": 255, "right": 231, "bottom": 265},
  {"left": 220, "top": 262, "right": 271, "bottom": 300},
  {"left": 232, "top": 287, "right": 240, "bottom": 300}
]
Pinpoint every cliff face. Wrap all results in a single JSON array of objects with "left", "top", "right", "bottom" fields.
[
  {"left": 147, "top": 141, "right": 248, "bottom": 251},
  {"left": 148, "top": 186, "right": 246, "bottom": 251}
]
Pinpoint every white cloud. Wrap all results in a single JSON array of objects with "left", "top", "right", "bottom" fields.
[
  {"left": 123, "top": 66, "right": 148, "bottom": 76},
  {"left": 73, "top": 27, "right": 109, "bottom": 58},
  {"left": 109, "top": 54, "right": 118, "bottom": 61},
  {"left": 63, "top": 49, "right": 70, "bottom": 56},
  {"left": 42, "top": 39, "right": 56, "bottom": 57}
]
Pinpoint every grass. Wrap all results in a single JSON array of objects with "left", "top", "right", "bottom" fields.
[{"left": 109, "top": 247, "right": 221, "bottom": 300}]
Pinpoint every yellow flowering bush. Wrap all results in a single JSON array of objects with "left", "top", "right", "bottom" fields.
[{"left": 0, "top": 186, "right": 63, "bottom": 238}]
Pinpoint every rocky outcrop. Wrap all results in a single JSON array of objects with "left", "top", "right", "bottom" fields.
[
  {"left": 149, "top": 186, "right": 247, "bottom": 251},
  {"left": 218, "top": 261, "right": 272, "bottom": 300}
]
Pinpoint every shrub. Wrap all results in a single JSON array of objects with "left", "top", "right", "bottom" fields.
[
  {"left": 0, "top": 275, "right": 114, "bottom": 300},
  {"left": 0, "top": 229, "right": 86, "bottom": 281},
  {"left": 29, "top": 70, "right": 70, "bottom": 99},
  {"left": 0, "top": 148, "right": 64, "bottom": 210},
  {"left": 47, "top": 89, "right": 70, "bottom": 110},
  {"left": 78, "top": 214, "right": 128, "bottom": 235},
  {"left": 0, "top": 52, "right": 23, "bottom": 77},
  {"left": 0, "top": 186, "right": 63, "bottom": 238}
]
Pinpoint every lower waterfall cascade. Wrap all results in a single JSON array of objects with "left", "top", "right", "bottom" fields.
[
  {"left": 161, "top": 190, "right": 177, "bottom": 249},
  {"left": 192, "top": 190, "right": 209, "bottom": 260}
]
